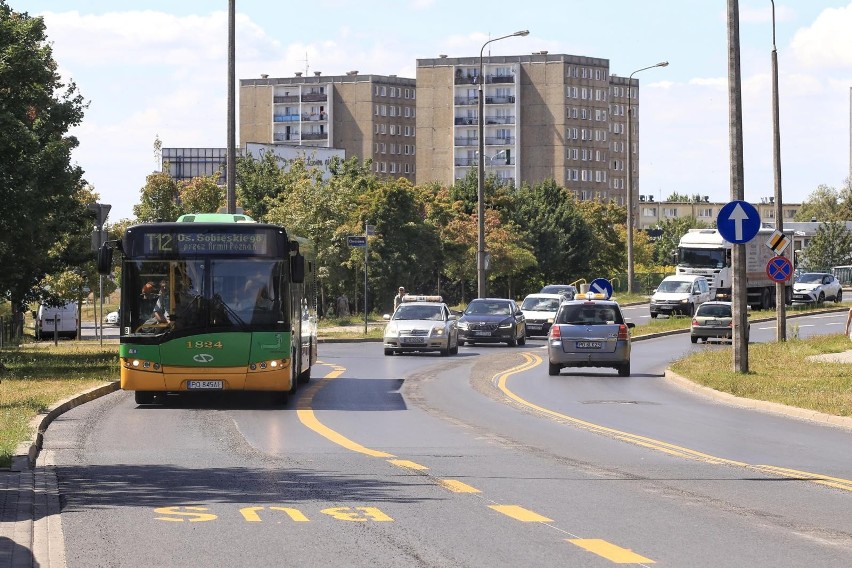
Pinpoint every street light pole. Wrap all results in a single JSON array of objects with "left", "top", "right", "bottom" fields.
[
  {"left": 477, "top": 29, "right": 529, "bottom": 299},
  {"left": 625, "top": 61, "right": 668, "bottom": 294}
]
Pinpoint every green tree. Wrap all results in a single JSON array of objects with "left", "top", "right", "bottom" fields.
[
  {"left": 665, "top": 192, "right": 691, "bottom": 202},
  {"left": 652, "top": 216, "right": 708, "bottom": 266},
  {"left": 798, "top": 220, "right": 852, "bottom": 271},
  {"left": 133, "top": 170, "right": 181, "bottom": 222},
  {"left": 0, "top": 3, "right": 90, "bottom": 314},
  {"left": 794, "top": 184, "right": 843, "bottom": 222},
  {"left": 179, "top": 173, "right": 225, "bottom": 215},
  {"left": 236, "top": 150, "right": 288, "bottom": 220}
]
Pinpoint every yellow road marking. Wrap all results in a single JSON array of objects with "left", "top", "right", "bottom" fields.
[
  {"left": 388, "top": 459, "right": 429, "bottom": 470},
  {"left": 489, "top": 505, "right": 553, "bottom": 522},
  {"left": 297, "top": 408, "right": 395, "bottom": 458},
  {"left": 568, "top": 539, "right": 655, "bottom": 564},
  {"left": 496, "top": 353, "right": 852, "bottom": 493},
  {"left": 438, "top": 479, "right": 481, "bottom": 493}
]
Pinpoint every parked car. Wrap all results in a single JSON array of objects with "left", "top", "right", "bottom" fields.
[
  {"left": 690, "top": 301, "right": 749, "bottom": 343},
  {"left": 34, "top": 301, "right": 78, "bottom": 339},
  {"left": 791, "top": 272, "right": 842, "bottom": 305},
  {"left": 383, "top": 295, "right": 459, "bottom": 356},
  {"left": 458, "top": 298, "right": 526, "bottom": 346},
  {"left": 547, "top": 298, "right": 634, "bottom": 376},
  {"left": 520, "top": 293, "right": 564, "bottom": 337},
  {"left": 104, "top": 310, "right": 120, "bottom": 326},
  {"left": 649, "top": 275, "right": 711, "bottom": 318},
  {"left": 540, "top": 284, "right": 577, "bottom": 300}
]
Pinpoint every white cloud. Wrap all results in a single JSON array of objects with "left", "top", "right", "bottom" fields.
[{"left": 791, "top": 4, "right": 852, "bottom": 68}]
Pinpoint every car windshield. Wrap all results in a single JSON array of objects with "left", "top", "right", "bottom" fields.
[
  {"left": 557, "top": 304, "right": 622, "bottom": 325},
  {"left": 696, "top": 304, "right": 731, "bottom": 318},
  {"left": 466, "top": 301, "right": 511, "bottom": 316},
  {"left": 657, "top": 280, "right": 693, "bottom": 293},
  {"left": 521, "top": 297, "right": 561, "bottom": 311},
  {"left": 541, "top": 285, "right": 574, "bottom": 295},
  {"left": 796, "top": 273, "right": 825, "bottom": 284},
  {"left": 394, "top": 305, "right": 444, "bottom": 321}
]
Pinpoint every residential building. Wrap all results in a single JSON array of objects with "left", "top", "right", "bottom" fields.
[
  {"left": 239, "top": 71, "right": 417, "bottom": 181},
  {"left": 637, "top": 195, "right": 802, "bottom": 230},
  {"left": 416, "top": 52, "right": 638, "bottom": 205}
]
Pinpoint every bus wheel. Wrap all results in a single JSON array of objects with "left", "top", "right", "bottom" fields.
[{"left": 134, "top": 391, "right": 155, "bottom": 405}]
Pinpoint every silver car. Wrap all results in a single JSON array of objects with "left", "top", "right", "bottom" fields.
[
  {"left": 791, "top": 272, "right": 842, "bottom": 304},
  {"left": 383, "top": 297, "right": 459, "bottom": 356},
  {"left": 547, "top": 299, "right": 635, "bottom": 376}
]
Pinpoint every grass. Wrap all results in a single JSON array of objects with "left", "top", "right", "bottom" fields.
[
  {"left": 670, "top": 333, "right": 852, "bottom": 417},
  {"left": 0, "top": 343, "right": 118, "bottom": 467}
]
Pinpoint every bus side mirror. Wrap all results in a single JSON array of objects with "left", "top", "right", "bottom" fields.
[
  {"left": 291, "top": 253, "right": 305, "bottom": 283},
  {"left": 96, "top": 243, "right": 113, "bottom": 275}
]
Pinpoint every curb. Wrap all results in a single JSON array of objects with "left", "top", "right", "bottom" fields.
[{"left": 13, "top": 381, "right": 120, "bottom": 471}]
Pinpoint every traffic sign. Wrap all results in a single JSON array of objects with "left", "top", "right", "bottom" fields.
[
  {"left": 717, "top": 200, "right": 761, "bottom": 244},
  {"left": 589, "top": 278, "right": 613, "bottom": 300},
  {"left": 765, "top": 229, "right": 790, "bottom": 255},
  {"left": 346, "top": 236, "right": 367, "bottom": 247},
  {"left": 766, "top": 255, "right": 793, "bottom": 283}
]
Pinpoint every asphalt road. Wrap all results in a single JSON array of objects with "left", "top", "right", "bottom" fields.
[{"left": 42, "top": 310, "right": 852, "bottom": 567}]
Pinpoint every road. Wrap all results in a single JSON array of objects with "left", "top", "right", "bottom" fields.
[{"left": 42, "top": 310, "right": 852, "bottom": 567}]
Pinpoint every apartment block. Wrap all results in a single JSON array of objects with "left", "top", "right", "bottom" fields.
[
  {"left": 637, "top": 195, "right": 801, "bottom": 230},
  {"left": 416, "top": 52, "right": 638, "bottom": 205},
  {"left": 239, "top": 71, "right": 417, "bottom": 181}
]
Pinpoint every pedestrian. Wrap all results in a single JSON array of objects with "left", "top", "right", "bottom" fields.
[
  {"left": 845, "top": 307, "right": 852, "bottom": 340},
  {"left": 393, "top": 286, "right": 406, "bottom": 311},
  {"left": 336, "top": 293, "right": 350, "bottom": 317}
]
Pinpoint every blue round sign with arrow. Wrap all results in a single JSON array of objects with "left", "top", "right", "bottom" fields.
[
  {"left": 589, "top": 278, "right": 613, "bottom": 300},
  {"left": 717, "top": 200, "right": 761, "bottom": 244}
]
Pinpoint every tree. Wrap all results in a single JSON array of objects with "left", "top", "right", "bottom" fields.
[
  {"left": 651, "top": 216, "right": 708, "bottom": 266},
  {"left": 0, "top": 3, "right": 89, "bottom": 313},
  {"left": 666, "top": 192, "right": 691, "bottom": 202},
  {"left": 133, "top": 170, "right": 181, "bottom": 222},
  {"left": 179, "top": 173, "right": 225, "bottom": 215},
  {"left": 794, "top": 184, "right": 843, "bottom": 222},
  {"left": 798, "top": 220, "right": 852, "bottom": 271}
]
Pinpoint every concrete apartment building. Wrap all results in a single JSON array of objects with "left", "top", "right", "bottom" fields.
[
  {"left": 239, "top": 72, "right": 417, "bottom": 182},
  {"left": 416, "top": 52, "right": 635, "bottom": 204},
  {"left": 637, "top": 195, "right": 802, "bottom": 230}
]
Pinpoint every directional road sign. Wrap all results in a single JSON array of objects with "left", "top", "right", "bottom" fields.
[
  {"left": 346, "top": 235, "right": 367, "bottom": 247},
  {"left": 766, "top": 255, "right": 793, "bottom": 283},
  {"left": 589, "top": 278, "right": 613, "bottom": 300},
  {"left": 765, "top": 229, "right": 790, "bottom": 255},
  {"left": 717, "top": 200, "right": 761, "bottom": 244}
]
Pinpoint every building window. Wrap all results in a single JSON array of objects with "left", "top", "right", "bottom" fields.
[
  {"left": 643, "top": 207, "right": 657, "bottom": 216},
  {"left": 380, "top": 143, "right": 386, "bottom": 154},
  {"left": 665, "top": 208, "right": 679, "bottom": 218},
  {"left": 380, "top": 86, "right": 387, "bottom": 96},
  {"left": 698, "top": 208, "right": 713, "bottom": 218}
]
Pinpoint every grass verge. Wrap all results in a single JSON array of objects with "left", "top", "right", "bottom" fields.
[{"left": 0, "top": 343, "right": 118, "bottom": 467}]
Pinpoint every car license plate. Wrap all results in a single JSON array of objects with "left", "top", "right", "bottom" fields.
[
  {"left": 187, "top": 380, "right": 223, "bottom": 390},
  {"left": 576, "top": 341, "right": 602, "bottom": 349},
  {"left": 401, "top": 337, "right": 426, "bottom": 344},
  {"left": 475, "top": 331, "right": 492, "bottom": 336},
  {"left": 527, "top": 324, "right": 542, "bottom": 329}
]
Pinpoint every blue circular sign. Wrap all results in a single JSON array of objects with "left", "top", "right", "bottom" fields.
[
  {"left": 766, "top": 255, "right": 793, "bottom": 283},
  {"left": 589, "top": 278, "right": 613, "bottom": 299},
  {"left": 717, "top": 200, "right": 761, "bottom": 244}
]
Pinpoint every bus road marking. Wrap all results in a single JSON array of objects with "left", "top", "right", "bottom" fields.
[
  {"left": 154, "top": 506, "right": 217, "bottom": 522},
  {"left": 489, "top": 505, "right": 552, "bottom": 522},
  {"left": 438, "top": 480, "right": 481, "bottom": 493},
  {"left": 568, "top": 539, "right": 655, "bottom": 564},
  {"left": 155, "top": 505, "right": 393, "bottom": 523},
  {"left": 240, "top": 506, "right": 309, "bottom": 522}
]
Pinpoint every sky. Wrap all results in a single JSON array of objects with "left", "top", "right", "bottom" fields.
[{"left": 21, "top": 1, "right": 852, "bottom": 223}]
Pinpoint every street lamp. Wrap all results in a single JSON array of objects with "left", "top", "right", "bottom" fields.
[
  {"left": 625, "top": 61, "right": 668, "bottom": 294},
  {"left": 477, "top": 29, "right": 529, "bottom": 299}
]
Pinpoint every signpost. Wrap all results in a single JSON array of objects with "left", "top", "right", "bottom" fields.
[
  {"left": 87, "top": 202, "right": 111, "bottom": 346},
  {"left": 717, "top": 200, "right": 761, "bottom": 244},
  {"left": 347, "top": 236, "right": 367, "bottom": 247},
  {"left": 589, "top": 278, "right": 613, "bottom": 300},
  {"left": 765, "top": 229, "right": 790, "bottom": 255},
  {"left": 766, "top": 255, "right": 793, "bottom": 283}
]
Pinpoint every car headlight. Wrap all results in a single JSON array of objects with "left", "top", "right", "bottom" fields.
[
  {"left": 457, "top": 321, "right": 469, "bottom": 330},
  {"left": 498, "top": 320, "right": 513, "bottom": 329},
  {"left": 384, "top": 323, "right": 398, "bottom": 336},
  {"left": 679, "top": 299, "right": 689, "bottom": 304},
  {"left": 430, "top": 327, "right": 445, "bottom": 337}
]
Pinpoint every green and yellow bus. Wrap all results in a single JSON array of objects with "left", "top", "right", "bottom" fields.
[{"left": 97, "top": 213, "right": 317, "bottom": 405}]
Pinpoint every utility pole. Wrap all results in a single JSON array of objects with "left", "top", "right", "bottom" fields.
[{"left": 771, "top": 0, "right": 787, "bottom": 341}]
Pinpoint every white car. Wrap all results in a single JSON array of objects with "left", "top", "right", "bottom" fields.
[
  {"left": 792, "top": 272, "right": 842, "bottom": 304},
  {"left": 520, "top": 293, "right": 564, "bottom": 336},
  {"left": 383, "top": 295, "right": 459, "bottom": 356},
  {"left": 104, "top": 310, "right": 120, "bottom": 325}
]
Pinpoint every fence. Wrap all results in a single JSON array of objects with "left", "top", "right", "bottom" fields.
[{"left": 0, "top": 315, "right": 22, "bottom": 348}]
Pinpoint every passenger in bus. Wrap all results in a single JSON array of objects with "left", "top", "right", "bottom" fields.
[{"left": 255, "top": 286, "right": 273, "bottom": 310}]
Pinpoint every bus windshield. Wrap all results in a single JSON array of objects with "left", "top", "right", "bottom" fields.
[
  {"left": 125, "top": 258, "right": 285, "bottom": 337},
  {"left": 677, "top": 248, "right": 727, "bottom": 269}
]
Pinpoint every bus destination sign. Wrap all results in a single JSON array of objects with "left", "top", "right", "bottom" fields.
[{"left": 142, "top": 231, "right": 271, "bottom": 255}]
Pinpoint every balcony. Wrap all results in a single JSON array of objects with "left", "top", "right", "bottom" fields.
[
  {"left": 301, "top": 132, "right": 327, "bottom": 141},
  {"left": 454, "top": 157, "right": 478, "bottom": 167},
  {"left": 301, "top": 112, "right": 328, "bottom": 121},
  {"left": 484, "top": 136, "right": 515, "bottom": 145},
  {"left": 454, "top": 137, "right": 478, "bottom": 147},
  {"left": 273, "top": 114, "right": 301, "bottom": 122},
  {"left": 483, "top": 115, "right": 515, "bottom": 125},
  {"left": 301, "top": 93, "right": 327, "bottom": 102},
  {"left": 485, "top": 95, "right": 515, "bottom": 104},
  {"left": 487, "top": 75, "right": 515, "bottom": 84},
  {"left": 454, "top": 74, "right": 478, "bottom": 85},
  {"left": 454, "top": 96, "right": 479, "bottom": 106},
  {"left": 273, "top": 134, "right": 300, "bottom": 142},
  {"left": 455, "top": 117, "right": 478, "bottom": 126},
  {"left": 273, "top": 95, "right": 299, "bottom": 103}
]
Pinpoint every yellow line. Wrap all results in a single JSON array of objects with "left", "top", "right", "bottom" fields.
[
  {"left": 489, "top": 505, "right": 553, "bottom": 522},
  {"left": 388, "top": 459, "right": 429, "bottom": 470},
  {"left": 438, "top": 479, "right": 481, "bottom": 493},
  {"left": 297, "top": 409, "right": 395, "bottom": 457},
  {"left": 568, "top": 539, "right": 655, "bottom": 564},
  {"left": 495, "top": 353, "right": 852, "bottom": 493}
]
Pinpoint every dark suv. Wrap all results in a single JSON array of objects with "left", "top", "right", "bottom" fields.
[
  {"left": 540, "top": 284, "right": 577, "bottom": 300},
  {"left": 458, "top": 298, "right": 526, "bottom": 346}
]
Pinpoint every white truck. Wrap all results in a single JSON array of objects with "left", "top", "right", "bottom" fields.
[{"left": 675, "top": 228, "right": 792, "bottom": 310}]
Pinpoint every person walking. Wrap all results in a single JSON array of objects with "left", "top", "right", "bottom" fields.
[{"left": 393, "top": 287, "right": 406, "bottom": 311}]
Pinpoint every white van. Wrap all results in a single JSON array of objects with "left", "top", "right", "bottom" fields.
[
  {"left": 649, "top": 275, "right": 711, "bottom": 318},
  {"left": 36, "top": 301, "right": 78, "bottom": 339}
]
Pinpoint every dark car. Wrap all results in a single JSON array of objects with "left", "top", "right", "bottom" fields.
[
  {"left": 540, "top": 284, "right": 577, "bottom": 300},
  {"left": 458, "top": 298, "right": 526, "bottom": 346},
  {"left": 547, "top": 299, "right": 634, "bottom": 376}
]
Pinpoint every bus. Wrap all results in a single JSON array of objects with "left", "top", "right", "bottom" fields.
[{"left": 97, "top": 213, "right": 317, "bottom": 405}]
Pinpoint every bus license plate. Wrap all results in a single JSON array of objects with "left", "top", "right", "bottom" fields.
[
  {"left": 576, "top": 341, "right": 602, "bottom": 349},
  {"left": 187, "top": 380, "right": 223, "bottom": 390}
]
